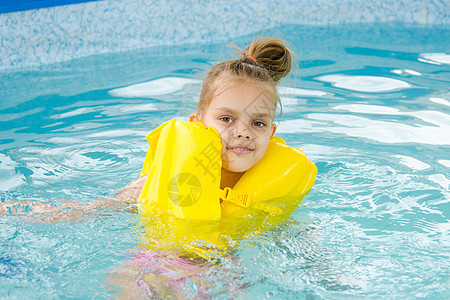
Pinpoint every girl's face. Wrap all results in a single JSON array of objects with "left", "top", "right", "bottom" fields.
[{"left": 190, "top": 81, "right": 277, "bottom": 173}]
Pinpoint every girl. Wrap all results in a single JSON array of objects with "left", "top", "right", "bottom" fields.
[
  {"left": 1, "top": 32, "right": 317, "bottom": 297},
  {"left": 107, "top": 33, "right": 317, "bottom": 298}
]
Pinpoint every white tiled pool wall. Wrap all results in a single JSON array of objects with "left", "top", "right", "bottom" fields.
[{"left": 0, "top": 0, "right": 448, "bottom": 69}]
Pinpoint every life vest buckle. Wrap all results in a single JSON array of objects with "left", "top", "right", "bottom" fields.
[{"left": 222, "top": 187, "right": 254, "bottom": 208}]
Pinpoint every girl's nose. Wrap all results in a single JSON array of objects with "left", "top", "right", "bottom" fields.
[
  {"left": 236, "top": 133, "right": 250, "bottom": 139},
  {"left": 234, "top": 122, "right": 253, "bottom": 139}
]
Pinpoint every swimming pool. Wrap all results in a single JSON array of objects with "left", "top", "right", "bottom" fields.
[{"left": 1, "top": 1, "right": 449, "bottom": 298}]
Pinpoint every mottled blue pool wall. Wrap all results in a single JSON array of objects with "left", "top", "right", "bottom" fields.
[
  {"left": 0, "top": 0, "right": 448, "bottom": 69},
  {"left": 0, "top": 0, "right": 100, "bottom": 14}
]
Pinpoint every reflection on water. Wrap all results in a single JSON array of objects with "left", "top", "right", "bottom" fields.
[
  {"left": 317, "top": 74, "right": 411, "bottom": 92},
  {"left": 393, "top": 154, "right": 431, "bottom": 170},
  {"left": 419, "top": 53, "right": 450, "bottom": 65},
  {"left": 0, "top": 24, "right": 449, "bottom": 298},
  {"left": 109, "top": 77, "right": 200, "bottom": 98},
  {"left": 278, "top": 102, "right": 450, "bottom": 146}
]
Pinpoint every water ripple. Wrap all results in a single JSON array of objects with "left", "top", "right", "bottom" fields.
[
  {"left": 109, "top": 77, "right": 200, "bottom": 98},
  {"left": 317, "top": 74, "right": 411, "bottom": 93}
]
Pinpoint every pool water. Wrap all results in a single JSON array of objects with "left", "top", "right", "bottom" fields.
[{"left": 1, "top": 23, "right": 449, "bottom": 298}]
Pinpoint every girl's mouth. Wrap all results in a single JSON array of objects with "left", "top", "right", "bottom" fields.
[{"left": 227, "top": 146, "right": 254, "bottom": 155}]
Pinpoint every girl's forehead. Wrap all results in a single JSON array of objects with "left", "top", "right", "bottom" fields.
[{"left": 215, "top": 87, "right": 274, "bottom": 107}]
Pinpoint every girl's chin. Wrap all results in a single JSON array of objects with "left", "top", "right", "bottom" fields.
[
  {"left": 222, "top": 156, "right": 255, "bottom": 173},
  {"left": 222, "top": 164, "right": 250, "bottom": 174}
]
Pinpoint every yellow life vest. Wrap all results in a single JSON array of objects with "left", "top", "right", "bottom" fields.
[{"left": 137, "top": 119, "right": 317, "bottom": 221}]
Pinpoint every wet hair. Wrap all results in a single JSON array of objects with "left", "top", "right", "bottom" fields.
[{"left": 197, "top": 32, "right": 294, "bottom": 117}]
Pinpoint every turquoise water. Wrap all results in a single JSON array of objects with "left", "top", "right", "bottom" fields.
[{"left": 1, "top": 24, "right": 449, "bottom": 298}]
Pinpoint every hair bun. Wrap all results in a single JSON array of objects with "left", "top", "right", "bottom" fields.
[{"left": 245, "top": 35, "right": 293, "bottom": 84}]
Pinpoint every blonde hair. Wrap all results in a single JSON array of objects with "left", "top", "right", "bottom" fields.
[{"left": 197, "top": 32, "right": 294, "bottom": 117}]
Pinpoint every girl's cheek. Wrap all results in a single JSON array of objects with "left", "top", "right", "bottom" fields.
[
  {"left": 217, "top": 126, "right": 230, "bottom": 142},
  {"left": 217, "top": 133, "right": 228, "bottom": 150}
]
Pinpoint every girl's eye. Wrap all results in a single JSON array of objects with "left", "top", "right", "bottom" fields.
[
  {"left": 220, "top": 116, "right": 233, "bottom": 123},
  {"left": 252, "top": 121, "right": 266, "bottom": 127}
]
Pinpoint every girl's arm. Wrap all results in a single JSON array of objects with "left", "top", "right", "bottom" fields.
[{"left": 0, "top": 175, "right": 148, "bottom": 222}]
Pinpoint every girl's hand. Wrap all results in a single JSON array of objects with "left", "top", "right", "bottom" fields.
[{"left": 0, "top": 201, "right": 58, "bottom": 215}]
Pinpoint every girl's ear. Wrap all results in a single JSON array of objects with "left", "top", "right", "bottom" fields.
[
  {"left": 189, "top": 113, "right": 200, "bottom": 122},
  {"left": 270, "top": 123, "right": 277, "bottom": 137}
]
